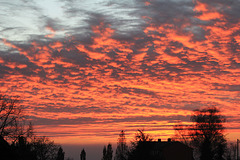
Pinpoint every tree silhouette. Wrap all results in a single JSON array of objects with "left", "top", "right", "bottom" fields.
[
  {"left": 56, "top": 147, "right": 65, "bottom": 160},
  {"left": 128, "top": 129, "right": 153, "bottom": 160},
  {"left": 226, "top": 143, "right": 237, "bottom": 160},
  {"left": 80, "top": 149, "right": 86, "bottom": 160},
  {"left": 114, "top": 130, "right": 128, "bottom": 160},
  {"left": 174, "top": 107, "right": 227, "bottom": 160},
  {"left": 31, "top": 136, "right": 60, "bottom": 160},
  {"left": 107, "top": 144, "right": 113, "bottom": 160},
  {"left": 14, "top": 136, "right": 35, "bottom": 160},
  {"left": 102, "top": 144, "right": 113, "bottom": 160},
  {"left": 102, "top": 146, "right": 107, "bottom": 160},
  {"left": 0, "top": 94, "right": 65, "bottom": 160},
  {"left": 0, "top": 94, "right": 25, "bottom": 140}
]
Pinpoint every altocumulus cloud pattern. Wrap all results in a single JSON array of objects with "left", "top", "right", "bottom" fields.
[{"left": 0, "top": 0, "right": 240, "bottom": 143}]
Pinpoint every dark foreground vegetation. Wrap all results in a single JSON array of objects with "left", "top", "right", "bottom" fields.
[
  {"left": 0, "top": 94, "right": 238, "bottom": 160},
  {"left": 0, "top": 94, "right": 66, "bottom": 160},
  {"left": 101, "top": 107, "right": 238, "bottom": 160}
]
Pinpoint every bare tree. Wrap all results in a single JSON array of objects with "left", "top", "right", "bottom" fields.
[
  {"left": 0, "top": 94, "right": 64, "bottom": 160},
  {"left": 0, "top": 94, "right": 25, "bottom": 140},
  {"left": 174, "top": 107, "right": 227, "bottom": 160},
  {"left": 31, "top": 136, "right": 60, "bottom": 160},
  {"left": 173, "top": 122, "right": 191, "bottom": 145},
  {"left": 128, "top": 129, "right": 153, "bottom": 160},
  {"left": 131, "top": 129, "right": 153, "bottom": 146}
]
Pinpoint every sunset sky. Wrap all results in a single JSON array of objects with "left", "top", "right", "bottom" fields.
[{"left": 0, "top": 0, "right": 240, "bottom": 159}]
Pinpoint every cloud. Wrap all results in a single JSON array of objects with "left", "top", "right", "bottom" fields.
[{"left": 0, "top": 0, "right": 240, "bottom": 143}]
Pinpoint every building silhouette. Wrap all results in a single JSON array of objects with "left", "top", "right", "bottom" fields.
[
  {"left": 129, "top": 138, "right": 194, "bottom": 160},
  {"left": 145, "top": 138, "right": 194, "bottom": 160}
]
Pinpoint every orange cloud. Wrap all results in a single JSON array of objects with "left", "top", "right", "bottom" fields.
[
  {"left": 49, "top": 41, "right": 63, "bottom": 52},
  {"left": 194, "top": 1, "right": 223, "bottom": 21},
  {"left": 45, "top": 26, "right": 56, "bottom": 38},
  {"left": 196, "top": 12, "right": 222, "bottom": 21},
  {"left": 144, "top": 1, "right": 151, "bottom": 6},
  {"left": 0, "top": 57, "right": 4, "bottom": 63},
  {"left": 1, "top": 0, "right": 240, "bottom": 145},
  {"left": 194, "top": 1, "right": 208, "bottom": 12}
]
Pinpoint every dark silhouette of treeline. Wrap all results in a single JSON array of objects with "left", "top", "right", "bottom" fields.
[
  {"left": 0, "top": 94, "right": 238, "bottom": 160},
  {"left": 98, "top": 107, "right": 238, "bottom": 160},
  {"left": 99, "top": 130, "right": 194, "bottom": 160},
  {"left": 0, "top": 135, "right": 64, "bottom": 160},
  {"left": 0, "top": 94, "right": 67, "bottom": 160}
]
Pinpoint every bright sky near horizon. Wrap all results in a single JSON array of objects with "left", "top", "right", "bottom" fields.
[{"left": 0, "top": 0, "right": 240, "bottom": 158}]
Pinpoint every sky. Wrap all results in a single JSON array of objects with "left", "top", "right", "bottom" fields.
[{"left": 0, "top": 0, "right": 240, "bottom": 159}]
